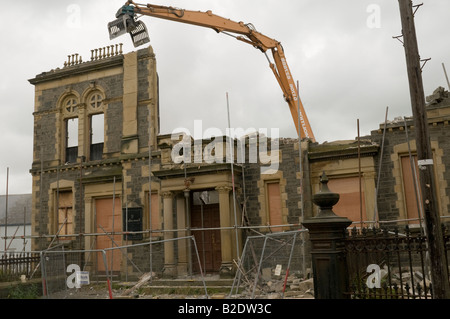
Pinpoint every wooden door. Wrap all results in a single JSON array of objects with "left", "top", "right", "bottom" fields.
[
  {"left": 95, "top": 197, "right": 122, "bottom": 274},
  {"left": 191, "top": 203, "right": 221, "bottom": 274}
]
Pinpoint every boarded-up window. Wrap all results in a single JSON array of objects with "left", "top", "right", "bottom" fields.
[
  {"left": 328, "top": 176, "right": 366, "bottom": 224},
  {"left": 266, "top": 182, "right": 283, "bottom": 232},
  {"left": 57, "top": 191, "right": 74, "bottom": 239},
  {"left": 146, "top": 192, "right": 160, "bottom": 237},
  {"left": 401, "top": 155, "right": 421, "bottom": 224}
]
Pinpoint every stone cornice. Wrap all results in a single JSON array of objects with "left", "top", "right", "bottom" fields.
[
  {"left": 29, "top": 150, "right": 161, "bottom": 175},
  {"left": 153, "top": 163, "right": 242, "bottom": 180},
  {"left": 308, "top": 143, "right": 379, "bottom": 162},
  {"left": 28, "top": 55, "right": 124, "bottom": 85}
]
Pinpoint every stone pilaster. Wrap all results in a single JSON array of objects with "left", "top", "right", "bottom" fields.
[
  {"left": 216, "top": 186, "right": 234, "bottom": 278},
  {"left": 162, "top": 191, "right": 176, "bottom": 278},
  {"left": 176, "top": 194, "right": 188, "bottom": 276}
]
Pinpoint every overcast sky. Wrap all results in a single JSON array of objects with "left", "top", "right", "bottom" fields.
[{"left": 0, "top": 0, "right": 449, "bottom": 195}]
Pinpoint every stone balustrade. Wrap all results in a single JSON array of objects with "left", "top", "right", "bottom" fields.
[{"left": 64, "top": 43, "right": 123, "bottom": 68}]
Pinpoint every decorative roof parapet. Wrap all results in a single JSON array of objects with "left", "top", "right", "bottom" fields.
[
  {"left": 63, "top": 43, "right": 123, "bottom": 68},
  {"left": 64, "top": 53, "right": 82, "bottom": 67},
  {"left": 90, "top": 43, "right": 123, "bottom": 61},
  {"left": 29, "top": 43, "right": 125, "bottom": 85}
]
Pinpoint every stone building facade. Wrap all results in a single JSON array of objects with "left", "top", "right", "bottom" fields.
[
  {"left": 305, "top": 86, "right": 450, "bottom": 229},
  {"left": 368, "top": 87, "right": 450, "bottom": 225},
  {"left": 28, "top": 44, "right": 250, "bottom": 278},
  {"left": 28, "top": 43, "right": 450, "bottom": 279},
  {"left": 29, "top": 44, "right": 161, "bottom": 275}
]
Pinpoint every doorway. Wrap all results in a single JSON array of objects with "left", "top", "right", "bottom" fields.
[{"left": 191, "top": 191, "right": 221, "bottom": 274}]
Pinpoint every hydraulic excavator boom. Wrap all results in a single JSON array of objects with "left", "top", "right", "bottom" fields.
[{"left": 108, "top": 1, "right": 315, "bottom": 141}]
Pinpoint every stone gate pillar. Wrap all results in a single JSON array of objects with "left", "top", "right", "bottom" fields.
[{"left": 302, "top": 172, "right": 352, "bottom": 299}]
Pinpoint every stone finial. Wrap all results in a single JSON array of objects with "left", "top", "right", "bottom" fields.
[{"left": 312, "top": 172, "right": 340, "bottom": 218}]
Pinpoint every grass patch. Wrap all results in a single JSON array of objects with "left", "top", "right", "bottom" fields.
[{"left": 8, "top": 283, "right": 41, "bottom": 299}]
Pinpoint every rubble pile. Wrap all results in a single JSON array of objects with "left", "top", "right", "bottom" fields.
[{"left": 231, "top": 267, "right": 315, "bottom": 299}]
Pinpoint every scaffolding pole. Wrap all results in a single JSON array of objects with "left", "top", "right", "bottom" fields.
[
  {"left": 23, "top": 207, "right": 27, "bottom": 251},
  {"left": 3, "top": 222, "right": 305, "bottom": 241},
  {"left": 111, "top": 176, "right": 116, "bottom": 283},
  {"left": 443, "top": 63, "right": 450, "bottom": 91},
  {"left": 4, "top": 167, "right": 9, "bottom": 253},
  {"left": 10, "top": 215, "right": 450, "bottom": 242},
  {"left": 357, "top": 119, "right": 363, "bottom": 230},
  {"left": 373, "top": 107, "right": 389, "bottom": 226},
  {"left": 296, "top": 81, "right": 306, "bottom": 278},
  {"left": 148, "top": 105, "right": 153, "bottom": 283},
  {"left": 226, "top": 92, "right": 240, "bottom": 261}
]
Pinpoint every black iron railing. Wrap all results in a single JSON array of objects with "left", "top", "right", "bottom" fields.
[{"left": 344, "top": 225, "right": 450, "bottom": 299}]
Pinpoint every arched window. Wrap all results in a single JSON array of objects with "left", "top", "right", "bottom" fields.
[
  {"left": 65, "top": 117, "right": 79, "bottom": 163},
  {"left": 62, "top": 94, "right": 79, "bottom": 164},
  {"left": 86, "top": 90, "right": 105, "bottom": 161},
  {"left": 90, "top": 113, "right": 104, "bottom": 160}
]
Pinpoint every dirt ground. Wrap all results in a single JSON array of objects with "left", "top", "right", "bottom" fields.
[
  {"left": 43, "top": 283, "right": 313, "bottom": 299},
  {"left": 46, "top": 287, "right": 209, "bottom": 299}
]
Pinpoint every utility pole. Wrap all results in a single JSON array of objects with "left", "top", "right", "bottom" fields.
[
  {"left": 398, "top": 0, "right": 450, "bottom": 298},
  {"left": 443, "top": 63, "right": 450, "bottom": 91}
]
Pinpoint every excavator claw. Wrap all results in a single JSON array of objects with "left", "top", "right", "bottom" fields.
[
  {"left": 108, "top": 5, "right": 150, "bottom": 47},
  {"left": 129, "top": 20, "right": 150, "bottom": 47}
]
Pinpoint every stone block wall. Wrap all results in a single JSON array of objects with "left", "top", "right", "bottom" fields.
[
  {"left": 242, "top": 138, "right": 302, "bottom": 230},
  {"left": 29, "top": 45, "right": 160, "bottom": 254},
  {"left": 370, "top": 98, "right": 450, "bottom": 222}
]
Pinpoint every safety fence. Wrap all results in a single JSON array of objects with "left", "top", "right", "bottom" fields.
[
  {"left": 344, "top": 225, "right": 450, "bottom": 299},
  {"left": 39, "top": 236, "right": 207, "bottom": 299},
  {"left": 230, "top": 229, "right": 311, "bottom": 299}
]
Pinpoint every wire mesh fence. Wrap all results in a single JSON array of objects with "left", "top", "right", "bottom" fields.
[
  {"left": 40, "top": 248, "right": 112, "bottom": 299},
  {"left": 39, "top": 236, "right": 207, "bottom": 299},
  {"left": 230, "top": 229, "right": 311, "bottom": 299}
]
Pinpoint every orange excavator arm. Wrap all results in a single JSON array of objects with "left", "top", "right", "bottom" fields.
[{"left": 110, "top": 1, "right": 315, "bottom": 141}]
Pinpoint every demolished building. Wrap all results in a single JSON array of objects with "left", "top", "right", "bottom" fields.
[{"left": 28, "top": 44, "right": 450, "bottom": 280}]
